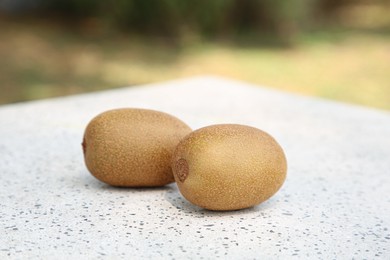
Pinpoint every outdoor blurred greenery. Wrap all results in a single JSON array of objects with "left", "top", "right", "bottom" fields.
[{"left": 0, "top": 0, "right": 389, "bottom": 109}]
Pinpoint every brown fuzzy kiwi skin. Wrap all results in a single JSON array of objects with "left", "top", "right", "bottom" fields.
[
  {"left": 83, "top": 108, "right": 192, "bottom": 187},
  {"left": 172, "top": 124, "right": 287, "bottom": 211}
]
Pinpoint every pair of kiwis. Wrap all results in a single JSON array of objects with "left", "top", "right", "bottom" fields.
[{"left": 82, "top": 108, "right": 287, "bottom": 211}]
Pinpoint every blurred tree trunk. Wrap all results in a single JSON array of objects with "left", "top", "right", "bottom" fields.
[{"left": 318, "top": 0, "right": 354, "bottom": 13}]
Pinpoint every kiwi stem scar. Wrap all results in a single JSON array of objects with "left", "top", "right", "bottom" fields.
[
  {"left": 175, "top": 158, "right": 189, "bottom": 182},
  {"left": 82, "top": 138, "right": 87, "bottom": 154}
]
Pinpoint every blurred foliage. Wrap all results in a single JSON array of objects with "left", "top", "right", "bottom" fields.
[
  {"left": 0, "top": 16, "right": 389, "bottom": 109},
  {"left": 0, "top": 0, "right": 389, "bottom": 108},
  {"left": 38, "top": 0, "right": 357, "bottom": 42}
]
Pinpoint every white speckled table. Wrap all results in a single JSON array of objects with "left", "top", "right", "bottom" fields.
[{"left": 1, "top": 76, "right": 390, "bottom": 259}]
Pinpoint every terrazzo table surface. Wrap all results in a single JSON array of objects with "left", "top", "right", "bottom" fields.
[{"left": 1, "top": 76, "right": 390, "bottom": 259}]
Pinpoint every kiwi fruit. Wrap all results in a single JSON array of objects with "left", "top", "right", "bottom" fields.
[
  {"left": 82, "top": 108, "right": 192, "bottom": 187},
  {"left": 172, "top": 124, "right": 287, "bottom": 211}
]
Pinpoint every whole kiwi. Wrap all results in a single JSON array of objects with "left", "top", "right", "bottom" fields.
[
  {"left": 172, "top": 124, "right": 287, "bottom": 211},
  {"left": 82, "top": 108, "right": 192, "bottom": 187}
]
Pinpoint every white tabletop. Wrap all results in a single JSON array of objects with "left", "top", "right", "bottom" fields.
[{"left": 1, "top": 76, "right": 390, "bottom": 259}]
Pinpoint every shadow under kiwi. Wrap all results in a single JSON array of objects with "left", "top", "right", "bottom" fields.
[
  {"left": 79, "top": 169, "right": 174, "bottom": 192},
  {"left": 164, "top": 185, "right": 275, "bottom": 217}
]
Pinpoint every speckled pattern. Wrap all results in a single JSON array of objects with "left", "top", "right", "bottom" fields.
[{"left": 1, "top": 76, "right": 390, "bottom": 259}]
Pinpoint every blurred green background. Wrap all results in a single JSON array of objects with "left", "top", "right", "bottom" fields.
[{"left": 0, "top": 0, "right": 389, "bottom": 109}]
